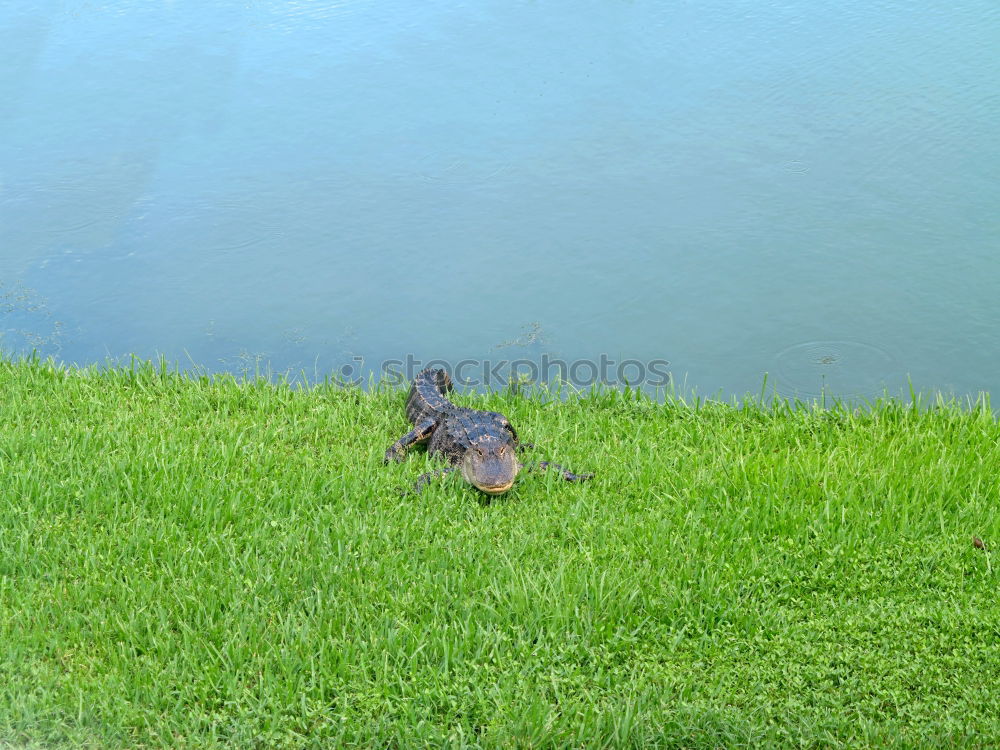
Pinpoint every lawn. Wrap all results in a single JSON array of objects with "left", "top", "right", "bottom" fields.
[{"left": 1, "top": 359, "right": 997, "bottom": 748}]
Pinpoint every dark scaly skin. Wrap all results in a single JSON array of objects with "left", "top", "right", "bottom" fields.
[{"left": 385, "top": 368, "right": 594, "bottom": 495}]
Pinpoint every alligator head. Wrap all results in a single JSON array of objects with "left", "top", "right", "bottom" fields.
[{"left": 461, "top": 435, "right": 520, "bottom": 494}]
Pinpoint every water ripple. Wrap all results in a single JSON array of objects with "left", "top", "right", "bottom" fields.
[
  {"left": 419, "top": 155, "right": 510, "bottom": 185},
  {"left": 773, "top": 340, "right": 898, "bottom": 401},
  {"left": 783, "top": 160, "right": 810, "bottom": 174}
]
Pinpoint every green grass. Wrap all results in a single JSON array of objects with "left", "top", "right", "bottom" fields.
[{"left": 0, "top": 358, "right": 998, "bottom": 748}]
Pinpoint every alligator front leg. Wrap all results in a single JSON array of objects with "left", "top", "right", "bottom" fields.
[
  {"left": 384, "top": 417, "right": 437, "bottom": 463},
  {"left": 394, "top": 466, "right": 458, "bottom": 497},
  {"left": 521, "top": 461, "right": 594, "bottom": 482}
]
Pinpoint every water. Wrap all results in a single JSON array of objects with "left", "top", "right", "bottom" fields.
[{"left": 2, "top": 0, "right": 998, "bottom": 401}]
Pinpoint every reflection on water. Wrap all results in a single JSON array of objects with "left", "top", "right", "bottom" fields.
[{"left": 1, "top": 0, "right": 998, "bottom": 400}]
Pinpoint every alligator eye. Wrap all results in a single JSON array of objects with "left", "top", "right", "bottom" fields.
[{"left": 498, "top": 446, "right": 506, "bottom": 456}]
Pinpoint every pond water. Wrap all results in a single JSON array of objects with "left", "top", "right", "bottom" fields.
[{"left": 2, "top": 1, "right": 997, "bottom": 401}]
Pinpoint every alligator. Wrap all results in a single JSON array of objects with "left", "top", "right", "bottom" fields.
[{"left": 384, "top": 367, "right": 593, "bottom": 495}]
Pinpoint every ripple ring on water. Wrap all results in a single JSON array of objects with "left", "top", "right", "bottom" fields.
[
  {"left": 419, "top": 156, "right": 509, "bottom": 184},
  {"left": 773, "top": 340, "right": 897, "bottom": 400}
]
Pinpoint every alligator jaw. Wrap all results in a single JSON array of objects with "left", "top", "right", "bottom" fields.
[{"left": 474, "top": 479, "right": 515, "bottom": 495}]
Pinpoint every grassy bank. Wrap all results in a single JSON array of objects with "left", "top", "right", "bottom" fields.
[{"left": 0, "top": 359, "right": 998, "bottom": 748}]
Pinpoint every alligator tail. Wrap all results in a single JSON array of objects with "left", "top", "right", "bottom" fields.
[{"left": 406, "top": 367, "right": 454, "bottom": 423}]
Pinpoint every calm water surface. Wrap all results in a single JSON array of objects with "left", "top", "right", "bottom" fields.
[{"left": 2, "top": 1, "right": 998, "bottom": 400}]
